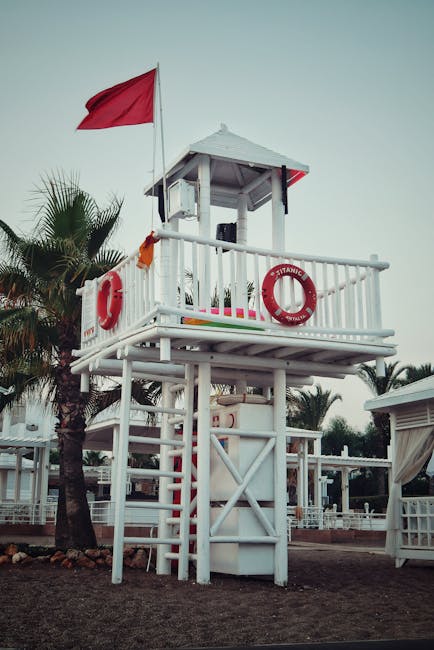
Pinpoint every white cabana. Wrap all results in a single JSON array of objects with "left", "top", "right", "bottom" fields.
[{"left": 365, "top": 376, "right": 434, "bottom": 566}]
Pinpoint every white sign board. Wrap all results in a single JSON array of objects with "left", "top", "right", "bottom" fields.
[{"left": 81, "top": 280, "right": 98, "bottom": 342}]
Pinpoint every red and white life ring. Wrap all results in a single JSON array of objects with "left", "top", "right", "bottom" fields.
[
  {"left": 261, "top": 263, "right": 316, "bottom": 326},
  {"left": 97, "top": 271, "right": 123, "bottom": 330}
]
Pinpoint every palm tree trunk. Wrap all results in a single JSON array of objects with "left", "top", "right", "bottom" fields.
[{"left": 54, "top": 337, "right": 96, "bottom": 548}]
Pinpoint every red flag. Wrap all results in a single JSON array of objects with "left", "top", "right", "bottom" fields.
[{"left": 77, "top": 68, "right": 157, "bottom": 130}]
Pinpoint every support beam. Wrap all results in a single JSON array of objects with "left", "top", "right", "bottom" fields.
[
  {"left": 112, "top": 359, "right": 133, "bottom": 584},
  {"left": 273, "top": 368, "right": 288, "bottom": 587},
  {"left": 156, "top": 381, "right": 175, "bottom": 575},
  {"left": 196, "top": 362, "right": 211, "bottom": 584}
]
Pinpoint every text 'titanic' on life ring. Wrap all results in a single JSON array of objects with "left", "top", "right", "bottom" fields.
[
  {"left": 97, "top": 271, "right": 123, "bottom": 330},
  {"left": 261, "top": 263, "right": 316, "bottom": 326}
]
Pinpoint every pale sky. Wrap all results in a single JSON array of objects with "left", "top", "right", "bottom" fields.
[{"left": 1, "top": 0, "right": 433, "bottom": 429}]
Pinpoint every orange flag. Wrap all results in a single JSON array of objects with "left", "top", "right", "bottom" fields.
[{"left": 137, "top": 232, "right": 159, "bottom": 269}]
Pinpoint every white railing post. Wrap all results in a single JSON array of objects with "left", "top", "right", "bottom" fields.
[
  {"left": 156, "top": 380, "right": 175, "bottom": 575},
  {"left": 274, "top": 368, "right": 288, "bottom": 586},
  {"left": 198, "top": 155, "right": 211, "bottom": 310},
  {"left": 196, "top": 361, "right": 211, "bottom": 584},
  {"left": 159, "top": 226, "right": 172, "bottom": 361},
  {"left": 112, "top": 359, "right": 133, "bottom": 584}
]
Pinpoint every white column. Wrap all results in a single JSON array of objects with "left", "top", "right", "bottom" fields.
[
  {"left": 110, "top": 425, "right": 120, "bottom": 502},
  {"left": 14, "top": 453, "right": 22, "bottom": 502},
  {"left": 112, "top": 359, "right": 133, "bottom": 584},
  {"left": 341, "top": 468, "right": 350, "bottom": 512},
  {"left": 271, "top": 168, "right": 285, "bottom": 251},
  {"left": 178, "top": 364, "right": 194, "bottom": 580},
  {"left": 31, "top": 447, "right": 39, "bottom": 504},
  {"left": 303, "top": 442, "right": 309, "bottom": 510},
  {"left": 273, "top": 368, "right": 288, "bottom": 587},
  {"left": 313, "top": 458, "right": 322, "bottom": 509},
  {"left": 159, "top": 229, "right": 172, "bottom": 362},
  {"left": 198, "top": 155, "right": 211, "bottom": 309},
  {"left": 0, "top": 469, "right": 7, "bottom": 501},
  {"left": 39, "top": 446, "right": 50, "bottom": 524},
  {"left": 157, "top": 381, "right": 175, "bottom": 575},
  {"left": 196, "top": 361, "right": 211, "bottom": 585},
  {"left": 297, "top": 443, "right": 304, "bottom": 511},
  {"left": 236, "top": 194, "right": 248, "bottom": 311}
]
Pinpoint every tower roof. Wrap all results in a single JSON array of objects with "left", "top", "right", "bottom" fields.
[{"left": 144, "top": 125, "right": 309, "bottom": 211}]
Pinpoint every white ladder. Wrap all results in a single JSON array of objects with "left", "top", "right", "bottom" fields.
[{"left": 111, "top": 361, "right": 195, "bottom": 584}]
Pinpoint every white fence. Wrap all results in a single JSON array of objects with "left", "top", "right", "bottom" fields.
[
  {"left": 399, "top": 497, "right": 433, "bottom": 551},
  {"left": 78, "top": 230, "right": 392, "bottom": 353},
  {"left": 1, "top": 501, "right": 387, "bottom": 531},
  {"left": 287, "top": 506, "right": 387, "bottom": 531}
]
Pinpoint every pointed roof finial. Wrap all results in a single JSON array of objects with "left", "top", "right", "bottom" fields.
[{"left": 219, "top": 123, "right": 229, "bottom": 133}]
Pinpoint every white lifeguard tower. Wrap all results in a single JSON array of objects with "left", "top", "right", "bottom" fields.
[{"left": 71, "top": 125, "right": 396, "bottom": 586}]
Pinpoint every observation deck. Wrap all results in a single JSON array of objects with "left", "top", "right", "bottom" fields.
[{"left": 72, "top": 125, "right": 395, "bottom": 386}]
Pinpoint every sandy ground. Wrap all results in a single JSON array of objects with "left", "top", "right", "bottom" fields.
[{"left": 1, "top": 545, "right": 433, "bottom": 649}]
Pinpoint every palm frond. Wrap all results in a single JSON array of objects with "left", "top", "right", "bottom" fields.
[{"left": 86, "top": 196, "right": 123, "bottom": 260}]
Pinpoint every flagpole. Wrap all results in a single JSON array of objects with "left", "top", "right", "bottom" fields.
[{"left": 156, "top": 62, "right": 168, "bottom": 224}]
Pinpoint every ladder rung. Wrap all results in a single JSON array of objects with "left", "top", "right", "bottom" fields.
[
  {"left": 129, "top": 435, "right": 184, "bottom": 448},
  {"left": 209, "top": 536, "right": 278, "bottom": 543},
  {"left": 168, "top": 416, "right": 184, "bottom": 425},
  {"left": 124, "top": 537, "right": 181, "bottom": 545},
  {"left": 166, "top": 517, "right": 181, "bottom": 525},
  {"left": 128, "top": 468, "right": 184, "bottom": 479},
  {"left": 123, "top": 502, "right": 182, "bottom": 512},
  {"left": 169, "top": 382, "right": 186, "bottom": 392},
  {"left": 133, "top": 404, "right": 186, "bottom": 416},
  {"left": 168, "top": 449, "right": 183, "bottom": 458},
  {"left": 164, "top": 551, "right": 197, "bottom": 560},
  {"left": 167, "top": 483, "right": 182, "bottom": 491},
  {"left": 212, "top": 427, "right": 277, "bottom": 439}
]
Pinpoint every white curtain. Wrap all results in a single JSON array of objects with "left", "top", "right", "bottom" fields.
[{"left": 385, "top": 425, "right": 434, "bottom": 557}]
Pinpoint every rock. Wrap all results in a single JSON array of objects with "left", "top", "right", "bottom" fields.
[
  {"left": 61, "top": 558, "right": 74, "bottom": 569},
  {"left": 0, "top": 554, "right": 11, "bottom": 565},
  {"left": 34, "top": 555, "right": 51, "bottom": 562},
  {"left": 21, "top": 555, "right": 33, "bottom": 565},
  {"left": 123, "top": 547, "right": 135, "bottom": 558},
  {"left": 4, "top": 544, "right": 18, "bottom": 557},
  {"left": 50, "top": 550, "right": 66, "bottom": 564},
  {"left": 84, "top": 548, "right": 101, "bottom": 560},
  {"left": 76, "top": 555, "right": 96, "bottom": 569},
  {"left": 100, "top": 548, "right": 111, "bottom": 557},
  {"left": 96, "top": 557, "right": 106, "bottom": 567},
  {"left": 66, "top": 549, "right": 82, "bottom": 561},
  {"left": 130, "top": 549, "right": 148, "bottom": 570},
  {"left": 123, "top": 556, "right": 133, "bottom": 567},
  {"left": 104, "top": 555, "right": 112, "bottom": 567},
  {"left": 12, "top": 552, "right": 28, "bottom": 564}
]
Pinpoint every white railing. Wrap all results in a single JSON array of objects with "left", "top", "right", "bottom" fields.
[
  {"left": 287, "top": 506, "right": 387, "bottom": 531},
  {"left": 0, "top": 502, "right": 57, "bottom": 525},
  {"left": 0, "top": 500, "right": 159, "bottom": 527},
  {"left": 399, "top": 497, "right": 433, "bottom": 550},
  {"left": 78, "top": 230, "right": 392, "bottom": 353}
]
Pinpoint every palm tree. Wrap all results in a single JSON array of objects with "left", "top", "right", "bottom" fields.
[
  {"left": 357, "top": 360, "right": 408, "bottom": 495},
  {"left": 0, "top": 173, "right": 125, "bottom": 548},
  {"left": 286, "top": 384, "right": 342, "bottom": 506},
  {"left": 83, "top": 450, "right": 108, "bottom": 466},
  {"left": 357, "top": 361, "right": 408, "bottom": 458},
  {"left": 401, "top": 363, "right": 434, "bottom": 385},
  {"left": 287, "top": 384, "right": 342, "bottom": 431}
]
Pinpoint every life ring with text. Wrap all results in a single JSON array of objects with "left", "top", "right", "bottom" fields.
[
  {"left": 97, "top": 271, "right": 123, "bottom": 330},
  {"left": 262, "top": 263, "right": 316, "bottom": 326}
]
